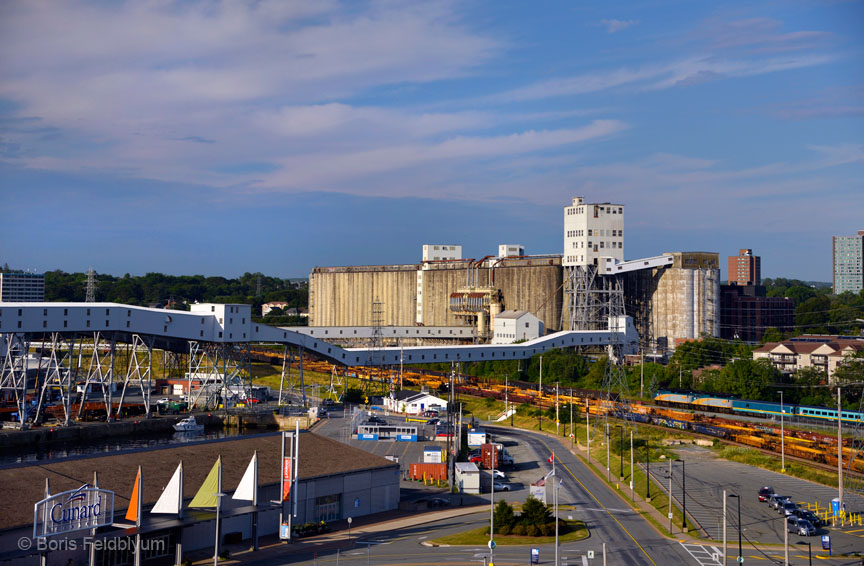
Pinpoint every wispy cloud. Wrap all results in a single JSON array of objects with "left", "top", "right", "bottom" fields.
[
  {"left": 489, "top": 53, "right": 834, "bottom": 102},
  {"left": 601, "top": 19, "right": 638, "bottom": 33}
]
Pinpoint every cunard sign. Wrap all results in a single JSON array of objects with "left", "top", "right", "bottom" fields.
[{"left": 34, "top": 484, "right": 114, "bottom": 538}]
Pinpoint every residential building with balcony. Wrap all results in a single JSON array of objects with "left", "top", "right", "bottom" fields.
[{"left": 753, "top": 335, "right": 864, "bottom": 383}]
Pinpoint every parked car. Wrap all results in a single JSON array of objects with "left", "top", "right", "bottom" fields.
[
  {"left": 780, "top": 501, "right": 798, "bottom": 516},
  {"left": 770, "top": 495, "right": 791, "bottom": 510},
  {"left": 427, "top": 418, "right": 440, "bottom": 426},
  {"left": 156, "top": 398, "right": 171, "bottom": 405},
  {"left": 758, "top": 486, "right": 774, "bottom": 502},
  {"left": 427, "top": 497, "right": 450, "bottom": 508},
  {"left": 493, "top": 481, "right": 511, "bottom": 492},
  {"left": 366, "top": 416, "right": 386, "bottom": 425},
  {"left": 492, "top": 470, "right": 507, "bottom": 480},
  {"left": 792, "top": 509, "right": 822, "bottom": 527},
  {"left": 787, "top": 517, "right": 816, "bottom": 536}
]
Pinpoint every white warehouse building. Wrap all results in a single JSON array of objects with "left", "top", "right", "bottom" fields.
[
  {"left": 563, "top": 197, "right": 625, "bottom": 267},
  {"left": 492, "top": 310, "right": 544, "bottom": 344}
]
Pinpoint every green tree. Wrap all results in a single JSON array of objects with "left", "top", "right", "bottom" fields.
[
  {"left": 493, "top": 500, "right": 515, "bottom": 531},
  {"left": 519, "top": 496, "right": 552, "bottom": 526}
]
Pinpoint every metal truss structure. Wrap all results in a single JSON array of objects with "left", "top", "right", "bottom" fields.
[
  {"left": 277, "top": 346, "right": 308, "bottom": 407},
  {"left": 186, "top": 340, "right": 252, "bottom": 411},
  {"left": 0, "top": 333, "right": 31, "bottom": 426},
  {"left": 363, "top": 298, "right": 390, "bottom": 397},
  {"left": 75, "top": 332, "right": 116, "bottom": 420},
  {"left": 328, "top": 364, "right": 344, "bottom": 402},
  {"left": 117, "top": 334, "right": 154, "bottom": 417},
  {"left": 33, "top": 333, "right": 76, "bottom": 426}
]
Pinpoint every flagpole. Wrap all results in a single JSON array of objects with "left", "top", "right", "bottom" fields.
[
  {"left": 293, "top": 422, "right": 300, "bottom": 522},
  {"left": 89, "top": 472, "right": 98, "bottom": 566},
  {"left": 213, "top": 456, "right": 222, "bottom": 566},
  {"left": 554, "top": 451, "right": 558, "bottom": 566},
  {"left": 176, "top": 461, "right": 184, "bottom": 566},
  {"left": 134, "top": 466, "right": 142, "bottom": 566},
  {"left": 252, "top": 451, "right": 259, "bottom": 551}
]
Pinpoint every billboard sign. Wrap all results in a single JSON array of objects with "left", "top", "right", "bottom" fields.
[{"left": 34, "top": 485, "right": 114, "bottom": 538}]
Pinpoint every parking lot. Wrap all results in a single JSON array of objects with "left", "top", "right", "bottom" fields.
[{"left": 645, "top": 443, "right": 864, "bottom": 554}]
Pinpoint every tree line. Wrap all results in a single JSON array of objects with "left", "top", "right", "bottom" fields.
[{"left": 41, "top": 270, "right": 308, "bottom": 316}]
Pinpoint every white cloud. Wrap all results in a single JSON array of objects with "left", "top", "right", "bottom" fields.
[
  {"left": 601, "top": 19, "right": 637, "bottom": 33},
  {"left": 256, "top": 120, "right": 628, "bottom": 193}
]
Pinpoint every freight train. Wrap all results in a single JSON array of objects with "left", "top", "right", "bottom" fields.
[{"left": 654, "top": 391, "right": 864, "bottom": 425}]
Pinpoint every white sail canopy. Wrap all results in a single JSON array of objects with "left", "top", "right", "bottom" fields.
[
  {"left": 151, "top": 462, "right": 183, "bottom": 515},
  {"left": 233, "top": 453, "right": 257, "bottom": 502}
]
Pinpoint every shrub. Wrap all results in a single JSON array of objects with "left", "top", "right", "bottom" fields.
[
  {"left": 498, "top": 524, "right": 511, "bottom": 536},
  {"left": 540, "top": 523, "right": 553, "bottom": 537},
  {"left": 511, "top": 524, "right": 526, "bottom": 536},
  {"left": 520, "top": 496, "right": 552, "bottom": 525},
  {"left": 524, "top": 524, "right": 539, "bottom": 537}
]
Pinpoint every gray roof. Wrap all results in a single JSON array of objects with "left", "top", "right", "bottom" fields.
[{"left": 494, "top": 310, "right": 532, "bottom": 320}]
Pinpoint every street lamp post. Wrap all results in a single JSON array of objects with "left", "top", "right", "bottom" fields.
[
  {"left": 675, "top": 459, "right": 686, "bottom": 532},
  {"left": 629, "top": 430, "right": 634, "bottom": 501},
  {"left": 606, "top": 423, "right": 610, "bottom": 482},
  {"left": 615, "top": 426, "right": 624, "bottom": 482},
  {"left": 723, "top": 490, "right": 727, "bottom": 566},
  {"left": 729, "top": 494, "right": 741, "bottom": 565},
  {"left": 645, "top": 440, "right": 651, "bottom": 502},
  {"left": 796, "top": 541, "right": 812, "bottom": 566},
  {"left": 347, "top": 517, "right": 352, "bottom": 546}
]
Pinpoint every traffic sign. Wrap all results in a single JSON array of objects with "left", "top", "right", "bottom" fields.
[
  {"left": 587, "top": 550, "right": 595, "bottom": 559},
  {"left": 488, "top": 540, "right": 496, "bottom": 550},
  {"left": 737, "top": 557, "right": 743, "bottom": 563}
]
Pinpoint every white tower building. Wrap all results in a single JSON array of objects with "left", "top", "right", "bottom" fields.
[{"left": 563, "top": 197, "right": 624, "bottom": 267}]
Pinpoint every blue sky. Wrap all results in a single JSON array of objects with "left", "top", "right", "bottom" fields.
[{"left": 1, "top": 0, "right": 862, "bottom": 281}]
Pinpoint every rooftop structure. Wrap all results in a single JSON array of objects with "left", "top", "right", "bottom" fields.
[{"left": 563, "top": 196, "right": 624, "bottom": 268}]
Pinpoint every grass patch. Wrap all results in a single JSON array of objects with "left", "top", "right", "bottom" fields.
[
  {"left": 431, "top": 520, "right": 588, "bottom": 546},
  {"left": 712, "top": 445, "right": 838, "bottom": 487}
]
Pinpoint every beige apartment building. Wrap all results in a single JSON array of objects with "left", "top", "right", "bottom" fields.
[{"left": 752, "top": 336, "right": 864, "bottom": 383}]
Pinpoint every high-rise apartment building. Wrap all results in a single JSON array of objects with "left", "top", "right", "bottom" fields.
[
  {"left": 563, "top": 197, "right": 624, "bottom": 267},
  {"left": 833, "top": 231, "right": 864, "bottom": 295},
  {"left": 728, "top": 249, "right": 761, "bottom": 286},
  {"left": 0, "top": 272, "right": 46, "bottom": 302}
]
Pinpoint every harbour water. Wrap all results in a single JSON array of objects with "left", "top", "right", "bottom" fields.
[{"left": 0, "top": 427, "right": 266, "bottom": 468}]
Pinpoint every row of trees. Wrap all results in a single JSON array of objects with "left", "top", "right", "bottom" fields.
[
  {"left": 763, "top": 278, "right": 864, "bottom": 338},
  {"left": 42, "top": 270, "right": 308, "bottom": 315}
]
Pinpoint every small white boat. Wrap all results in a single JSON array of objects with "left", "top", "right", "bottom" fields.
[{"left": 173, "top": 416, "right": 204, "bottom": 432}]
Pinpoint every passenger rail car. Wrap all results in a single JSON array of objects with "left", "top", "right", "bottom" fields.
[{"left": 655, "top": 391, "right": 864, "bottom": 425}]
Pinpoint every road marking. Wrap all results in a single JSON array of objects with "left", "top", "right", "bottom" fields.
[
  {"left": 679, "top": 542, "right": 722, "bottom": 565},
  {"left": 537, "top": 438, "right": 658, "bottom": 566}
]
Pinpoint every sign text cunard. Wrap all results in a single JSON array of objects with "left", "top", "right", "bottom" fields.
[{"left": 34, "top": 485, "right": 114, "bottom": 538}]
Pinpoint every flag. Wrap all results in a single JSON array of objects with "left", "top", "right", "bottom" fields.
[
  {"left": 151, "top": 462, "right": 183, "bottom": 515},
  {"left": 125, "top": 467, "right": 142, "bottom": 523},
  {"left": 190, "top": 456, "right": 221, "bottom": 508},
  {"left": 547, "top": 454, "right": 554, "bottom": 464}
]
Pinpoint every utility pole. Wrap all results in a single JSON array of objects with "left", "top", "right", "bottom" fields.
[
  {"left": 723, "top": 490, "right": 727, "bottom": 566},
  {"left": 668, "top": 458, "right": 673, "bottom": 534},
  {"left": 586, "top": 402, "right": 590, "bottom": 462},
  {"left": 570, "top": 388, "right": 574, "bottom": 445},
  {"left": 780, "top": 391, "right": 785, "bottom": 472},
  {"left": 556, "top": 383, "right": 560, "bottom": 437},
  {"left": 538, "top": 355, "right": 543, "bottom": 431},
  {"left": 837, "top": 387, "right": 843, "bottom": 515},
  {"left": 640, "top": 349, "right": 644, "bottom": 398},
  {"left": 606, "top": 423, "right": 610, "bottom": 482}
]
